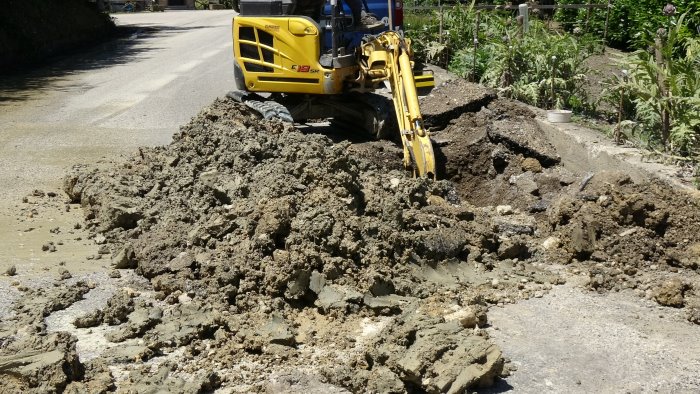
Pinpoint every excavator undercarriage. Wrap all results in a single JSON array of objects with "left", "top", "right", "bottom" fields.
[{"left": 229, "top": 2, "right": 436, "bottom": 177}]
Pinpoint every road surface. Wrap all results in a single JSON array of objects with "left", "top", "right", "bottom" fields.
[
  {"left": 0, "top": 10, "right": 237, "bottom": 201},
  {"left": 0, "top": 10, "right": 236, "bottom": 277}
]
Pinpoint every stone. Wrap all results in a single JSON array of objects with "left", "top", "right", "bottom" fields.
[
  {"left": 105, "top": 305, "right": 163, "bottom": 343},
  {"left": 521, "top": 157, "right": 543, "bottom": 173},
  {"left": 444, "top": 307, "right": 479, "bottom": 328},
  {"left": 542, "top": 236, "right": 561, "bottom": 250},
  {"left": 509, "top": 173, "right": 539, "bottom": 195},
  {"left": 74, "top": 310, "right": 104, "bottom": 328},
  {"left": 363, "top": 294, "right": 413, "bottom": 312},
  {"left": 528, "top": 200, "right": 551, "bottom": 213},
  {"left": 167, "top": 252, "right": 194, "bottom": 273},
  {"left": 495, "top": 205, "right": 513, "bottom": 215},
  {"left": 569, "top": 220, "right": 599, "bottom": 259},
  {"left": 309, "top": 270, "right": 326, "bottom": 294},
  {"left": 258, "top": 314, "right": 296, "bottom": 347},
  {"left": 112, "top": 244, "right": 136, "bottom": 269},
  {"left": 102, "top": 345, "right": 153, "bottom": 363},
  {"left": 315, "top": 285, "right": 362, "bottom": 312},
  {"left": 59, "top": 269, "right": 72, "bottom": 280},
  {"left": 653, "top": 278, "right": 686, "bottom": 307},
  {"left": 5, "top": 265, "right": 17, "bottom": 276}
]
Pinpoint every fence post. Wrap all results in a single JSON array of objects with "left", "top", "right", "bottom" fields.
[
  {"left": 518, "top": 4, "right": 529, "bottom": 34},
  {"left": 603, "top": 0, "right": 612, "bottom": 46},
  {"left": 550, "top": 56, "right": 556, "bottom": 109},
  {"left": 585, "top": 0, "right": 592, "bottom": 30},
  {"left": 615, "top": 69, "right": 628, "bottom": 144},
  {"left": 517, "top": 15, "right": 523, "bottom": 39},
  {"left": 655, "top": 36, "right": 670, "bottom": 148},
  {"left": 438, "top": 6, "right": 443, "bottom": 45},
  {"left": 439, "top": 5, "right": 444, "bottom": 67},
  {"left": 472, "top": 10, "right": 481, "bottom": 82}
]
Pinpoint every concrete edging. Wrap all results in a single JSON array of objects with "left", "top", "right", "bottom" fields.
[{"left": 533, "top": 109, "right": 699, "bottom": 197}]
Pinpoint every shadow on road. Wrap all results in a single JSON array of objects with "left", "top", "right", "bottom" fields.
[
  {"left": 0, "top": 24, "right": 211, "bottom": 103},
  {"left": 476, "top": 378, "right": 515, "bottom": 393}
]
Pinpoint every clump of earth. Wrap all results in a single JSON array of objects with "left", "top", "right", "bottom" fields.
[{"left": 1, "top": 78, "right": 700, "bottom": 393}]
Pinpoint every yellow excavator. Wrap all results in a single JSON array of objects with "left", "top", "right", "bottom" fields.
[{"left": 229, "top": 0, "right": 436, "bottom": 177}]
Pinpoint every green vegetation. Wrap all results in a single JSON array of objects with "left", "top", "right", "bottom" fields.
[
  {"left": 406, "top": 2, "right": 599, "bottom": 111},
  {"left": 602, "top": 12, "right": 700, "bottom": 156},
  {"left": 194, "top": 0, "right": 236, "bottom": 9},
  {"left": 555, "top": 0, "right": 699, "bottom": 51},
  {"left": 405, "top": 1, "right": 699, "bottom": 185}
]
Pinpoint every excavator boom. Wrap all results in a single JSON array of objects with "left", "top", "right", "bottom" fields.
[
  {"left": 360, "top": 31, "right": 435, "bottom": 178},
  {"left": 230, "top": 8, "right": 436, "bottom": 177}
]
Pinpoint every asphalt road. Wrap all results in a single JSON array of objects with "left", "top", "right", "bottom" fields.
[
  {"left": 0, "top": 10, "right": 237, "bottom": 200},
  {"left": 0, "top": 10, "right": 236, "bottom": 278}
]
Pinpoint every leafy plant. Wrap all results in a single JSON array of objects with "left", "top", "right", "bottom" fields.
[
  {"left": 405, "top": 3, "right": 597, "bottom": 111},
  {"left": 448, "top": 16, "right": 595, "bottom": 111},
  {"left": 602, "top": 13, "right": 700, "bottom": 154},
  {"left": 555, "top": 0, "right": 699, "bottom": 52}
]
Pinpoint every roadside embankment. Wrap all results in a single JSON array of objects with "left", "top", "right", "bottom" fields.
[{"left": 0, "top": 0, "right": 115, "bottom": 73}]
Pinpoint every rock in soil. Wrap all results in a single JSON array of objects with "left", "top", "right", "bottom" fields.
[{"left": 654, "top": 278, "right": 687, "bottom": 307}]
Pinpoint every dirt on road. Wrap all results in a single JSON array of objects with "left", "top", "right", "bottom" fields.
[{"left": 2, "top": 79, "right": 700, "bottom": 393}]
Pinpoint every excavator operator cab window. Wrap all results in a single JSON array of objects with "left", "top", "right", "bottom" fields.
[{"left": 292, "top": 0, "right": 325, "bottom": 21}]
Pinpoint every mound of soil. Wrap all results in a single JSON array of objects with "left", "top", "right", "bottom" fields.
[
  {"left": 56, "top": 98, "right": 538, "bottom": 392},
  {"left": 3, "top": 79, "right": 700, "bottom": 393},
  {"left": 426, "top": 82, "right": 700, "bottom": 315}
]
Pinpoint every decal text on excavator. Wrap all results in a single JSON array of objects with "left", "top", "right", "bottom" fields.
[{"left": 291, "top": 65, "right": 319, "bottom": 73}]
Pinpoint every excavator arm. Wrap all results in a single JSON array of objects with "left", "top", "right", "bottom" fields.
[
  {"left": 359, "top": 31, "right": 436, "bottom": 178},
  {"left": 229, "top": 14, "right": 435, "bottom": 177}
]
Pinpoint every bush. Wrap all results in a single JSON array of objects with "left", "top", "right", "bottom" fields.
[
  {"left": 555, "top": 0, "right": 699, "bottom": 51},
  {"left": 405, "top": 2, "right": 598, "bottom": 111},
  {"left": 602, "top": 13, "right": 700, "bottom": 154}
]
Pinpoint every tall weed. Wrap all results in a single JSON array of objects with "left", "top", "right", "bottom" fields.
[
  {"left": 555, "top": 0, "right": 699, "bottom": 52},
  {"left": 602, "top": 13, "right": 700, "bottom": 154},
  {"left": 448, "top": 17, "right": 596, "bottom": 111}
]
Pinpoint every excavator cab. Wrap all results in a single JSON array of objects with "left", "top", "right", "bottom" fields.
[
  {"left": 232, "top": 0, "right": 386, "bottom": 94},
  {"left": 230, "top": 0, "right": 436, "bottom": 177}
]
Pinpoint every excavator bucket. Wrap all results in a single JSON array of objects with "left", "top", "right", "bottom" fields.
[{"left": 360, "top": 31, "right": 436, "bottom": 178}]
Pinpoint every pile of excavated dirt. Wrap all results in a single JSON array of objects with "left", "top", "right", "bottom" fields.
[
  {"left": 2, "top": 79, "right": 700, "bottom": 393},
  {"left": 424, "top": 83, "right": 700, "bottom": 313}
]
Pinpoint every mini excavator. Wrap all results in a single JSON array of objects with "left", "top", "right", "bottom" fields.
[{"left": 228, "top": 0, "right": 436, "bottom": 177}]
